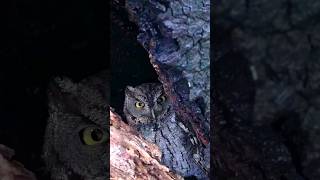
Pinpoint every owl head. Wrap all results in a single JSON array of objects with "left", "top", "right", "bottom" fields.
[
  {"left": 123, "top": 83, "right": 171, "bottom": 125},
  {"left": 43, "top": 71, "right": 109, "bottom": 180}
]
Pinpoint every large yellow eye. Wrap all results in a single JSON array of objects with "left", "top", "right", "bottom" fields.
[
  {"left": 81, "top": 127, "right": 106, "bottom": 146},
  {"left": 157, "top": 95, "right": 166, "bottom": 103},
  {"left": 135, "top": 101, "right": 145, "bottom": 109}
]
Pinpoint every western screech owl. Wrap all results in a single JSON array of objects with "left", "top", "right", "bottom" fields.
[
  {"left": 43, "top": 71, "right": 109, "bottom": 180},
  {"left": 123, "top": 83, "right": 208, "bottom": 179}
]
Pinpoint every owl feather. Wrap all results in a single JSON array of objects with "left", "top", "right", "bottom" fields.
[
  {"left": 43, "top": 70, "right": 109, "bottom": 180},
  {"left": 123, "top": 83, "right": 209, "bottom": 179}
]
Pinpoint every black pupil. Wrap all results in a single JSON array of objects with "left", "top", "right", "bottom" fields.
[{"left": 91, "top": 129, "right": 103, "bottom": 141}]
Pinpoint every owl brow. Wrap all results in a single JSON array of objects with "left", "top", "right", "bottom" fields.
[
  {"left": 126, "top": 88, "right": 142, "bottom": 97},
  {"left": 79, "top": 113, "right": 105, "bottom": 128},
  {"left": 133, "top": 95, "right": 147, "bottom": 103},
  {"left": 127, "top": 88, "right": 147, "bottom": 101}
]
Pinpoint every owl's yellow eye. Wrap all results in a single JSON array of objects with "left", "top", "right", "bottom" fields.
[
  {"left": 81, "top": 127, "right": 106, "bottom": 146},
  {"left": 135, "top": 101, "right": 145, "bottom": 108},
  {"left": 157, "top": 95, "right": 166, "bottom": 103}
]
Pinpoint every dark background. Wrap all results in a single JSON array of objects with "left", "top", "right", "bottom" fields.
[
  {"left": 0, "top": 0, "right": 158, "bottom": 178},
  {"left": 0, "top": 0, "right": 109, "bottom": 178},
  {"left": 110, "top": 0, "right": 158, "bottom": 116},
  {"left": 213, "top": 1, "right": 320, "bottom": 179}
]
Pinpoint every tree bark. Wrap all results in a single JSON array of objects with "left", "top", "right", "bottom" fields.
[
  {"left": 124, "top": 0, "right": 210, "bottom": 147},
  {"left": 110, "top": 109, "right": 183, "bottom": 180},
  {"left": 0, "top": 144, "right": 37, "bottom": 180}
]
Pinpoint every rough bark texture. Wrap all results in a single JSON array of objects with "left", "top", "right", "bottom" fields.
[
  {"left": 213, "top": 1, "right": 320, "bottom": 180},
  {"left": 121, "top": 1, "right": 210, "bottom": 178},
  {"left": 125, "top": 0, "right": 210, "bottom": 148},
  {"left": 0, "top": 144, "right": 37, "bottom": 180},
  {"left": 113, "top": 0, "right": 320, "bottom": 179},
  {"left": 110, "top": 109, "right": 183, "bottom": 180}
]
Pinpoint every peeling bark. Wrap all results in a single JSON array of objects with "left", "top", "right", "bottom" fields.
[
  {"left": 110, "top": 109, "right": 183, "bottom": 180},
  {"left": 121, "top": 0, "right": 210, "bottom": 178}
]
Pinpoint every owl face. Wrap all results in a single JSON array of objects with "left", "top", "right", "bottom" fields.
[
  {"left": 43, "top": 71, "right": 109, "bottom": 180},
  {"left": 124, "top": 83, "right": 171, "bottom": 125}
]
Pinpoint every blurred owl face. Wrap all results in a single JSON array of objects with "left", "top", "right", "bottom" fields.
[
  {"left": 124, "top": 83, "right": 171, "bottom": 124},
  {"left": 43, "top": 71, "right": 109, "bottom": 180}
]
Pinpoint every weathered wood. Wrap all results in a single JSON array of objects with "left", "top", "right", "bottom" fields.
[
  {"left": 110, "top": 109, "right": 183, "bottom": 180},
  {"left": 125, "top": 0, "right": 210, "bottom": 147},
  {"left": 0, "top": 144, "right": 37, "bottom": 180}
]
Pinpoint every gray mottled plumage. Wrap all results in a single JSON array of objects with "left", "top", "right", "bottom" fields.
[
  {"left": 123, "top": 83, "right": 208, "bottom": 179},
  {"left": 43, "top": 71, "right": 109, "bottom": 180}
]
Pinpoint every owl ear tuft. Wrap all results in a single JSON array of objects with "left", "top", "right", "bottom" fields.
[
  {"left": 48, "top": 77, "right": 76, "bottom": 96},
  {"left": 53, "top": 77, "right": 77, "bottom": 93},
  {"left": 47, "top": 76, "right": 78, "bottom": 109},
  {"left": 125, "top": 86, "right": 135, "bottom": 93}
]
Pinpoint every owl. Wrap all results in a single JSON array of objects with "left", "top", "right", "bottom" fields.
[
  {"left": 123, "top": 83, "right": 208, "bottom": 179},
  {"left": 43, "top": 70, "right": 109, "bottom": 180}
]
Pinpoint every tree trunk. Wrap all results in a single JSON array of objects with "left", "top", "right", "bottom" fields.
[
  {"left": 125, "top": 0, "right": 210, "bottom": 148},
  {"left": 110, "top": 109, "right": 183, "bottom": 180}
]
